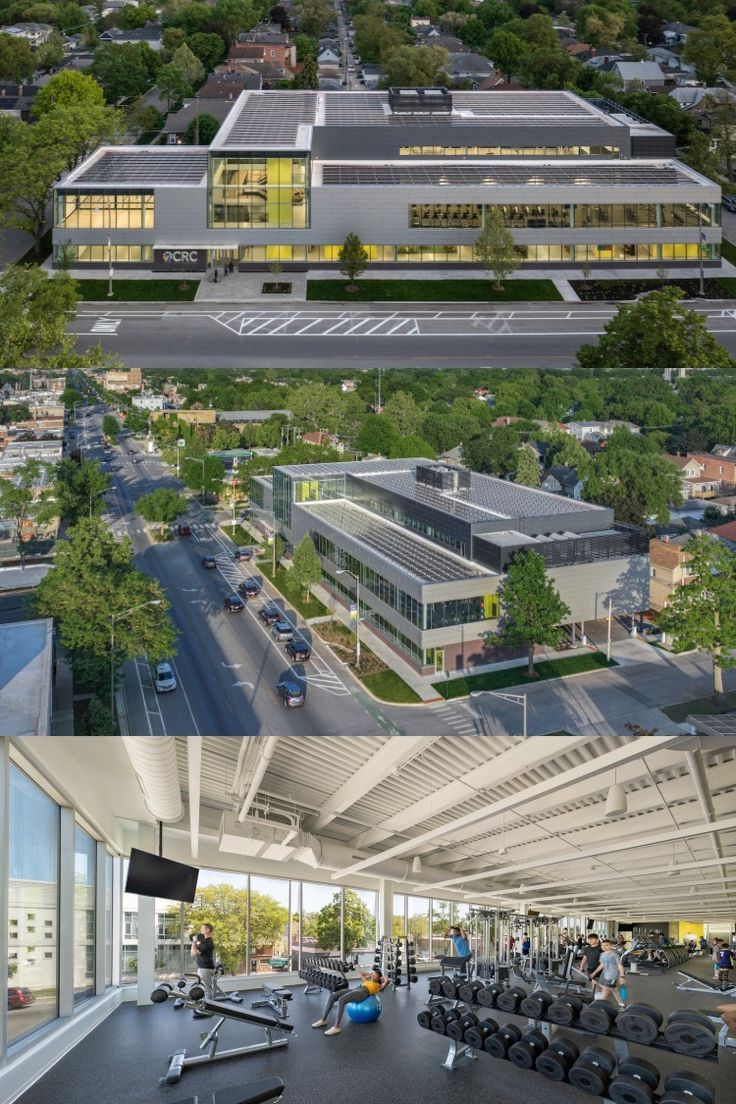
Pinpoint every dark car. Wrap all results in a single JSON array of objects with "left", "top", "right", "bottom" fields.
[
  {"left": 177, "top": 524, "right": 192, "bottom": 537},
  {"left": 7, "top": 987, "right": 34, "bottom": 1010},
  {"left": 276, "top": 680, "right": 305, "bottom": 708},
  {"left": 224, "top": 594, "right": 245, "bottom": 613},
  {"left": 239, "top": 580, "right": 261, "bottom": 600},
  {"left": 201, "top": 555, "right": 217, "bottom": 569},
  {"left": 258, "top": 604, "right": 282, "bottom": 624},
  {"left": 286, "top": 639, "right": 311, "bottom": 662},
  {"left": 233, "top": 548, "right": 252, "bottom": 561},
  {"left": 271, "top": 619, "right": 294, "bottom": 642},
  {"left": 723, "top": 194, "right": 736, "bottom": 212}
]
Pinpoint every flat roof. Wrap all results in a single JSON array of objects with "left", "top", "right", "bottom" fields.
[
  {"left": 319, "top": 160, "right": 702, "bottom": 187},
  {"left": 0, "top": 618, "right": 53, "bottom": 736},
  {"left": 302, "top": 499, "right": 491, "bottom": 584},
  {"left": 68, "top": 147, "right": 209, "bottom": 186},
  {"left": 212, "top": 90, "right": 317, "bottom": 150}
]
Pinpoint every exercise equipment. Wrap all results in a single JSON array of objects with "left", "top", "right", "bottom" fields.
[
  {"left": 568, "top": 1046, "right": 616, "bottom": 1096},
  {"left": 662, "top": 1070, "right": 716, "bottom": 1104},
  {"left": 484, "top": 1022, "right": 522, "bottom": 1058},
  {"left": 579, "top": 1000, "right": 619, "bottom": 1035},
  {"left": 446, "top": 1012, "right": 479, "bottom": 1042},
  {"left": 535, "top": 1038, "right": 580, "bottom": 1081},
  {"left": 346, "top": 995, "right": 381, "bottom": 1023},
  {"left": 520, "top": 990, "right": 554, "bottom": 1019},
  {"left": 508, "top": 1029, "right": 549, "bottom": 1070},
  {"left": 168, "top": 1080, "right": 285, "bottom": 1104},
  {"left": 495, "top": 985, "right": 528, "bottom": 1014},
  {"left": 547, "top": 994, "right": 583, "bottom": 1027},
  {"left": 608, "top": 1075, "right": 654, "bottom": 1104},
  {"left": 463, "top": 1018, "right": 498, "bottom": 1049},
  {"left": 663, "top": 1010, "right": 718, "bottom": 1057},
  {"left": 298, "top": 955, "right": 351, "bottom": 996},
  {"left": 251, "top": 982, "right": 292, "bottom": 1020},
  {"left": 617, "top": 1004, "right": 663, "bottom": 1046}
]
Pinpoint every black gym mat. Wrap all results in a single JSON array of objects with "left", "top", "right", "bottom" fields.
[{"left": 16, "top": 965, "right": 732, "bottom": 1104}]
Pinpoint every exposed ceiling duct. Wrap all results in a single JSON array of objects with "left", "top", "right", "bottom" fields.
[{"left": 121, "top": 736, "right": 183, "bottom": 823}]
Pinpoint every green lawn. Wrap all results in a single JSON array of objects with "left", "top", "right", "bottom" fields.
[
  {"left": 221, "top": 522, "right": 262, "bottom": 547},
  {"left": 434, "top": 651, "right": 615, "bottom": 700},
  {"left": 361, "top": 669, "right": 422, "bottom": 704},
  {"left": 306, "top": 278, "right": 562, "bottom": 302},
  {"left": 721, "top": 239, "right": 736, "bottom": 266},
  {"left": 717, "top": 277, "right": 736, "bottom": 296},
  {"left": 260, "top": 564, "right": 330, "bottom": 619},
  {"left": 75, "top": 279, "right": 199, "bottom": 301},
  {"left": 662, "top": 689, "right": 736, "bottom": 723}
]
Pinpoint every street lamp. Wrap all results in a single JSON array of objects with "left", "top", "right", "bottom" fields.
[
  {"left": 175, "top": 437, "right": 186, "bottom": 479},
  {"left": 469, "top": 689, "right": 527, "bottom": 739},
  {"left": 110, "top": 599, "right": 162, "bottom": 717},
  {"left": 184, "top": 455, "right": 206, "bottom": 504},
  {"left": 336, "top": 568, "right": 361, "bottom": 667}
]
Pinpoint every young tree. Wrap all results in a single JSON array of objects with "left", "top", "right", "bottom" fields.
[
  {"left": 102, "top": 413, "right": 120, "bottom": 443},
  {"left": 577, "top": 288, "right": 733, "bottom": 376},
  {"left": 32, "top": 69, "right": 106, "bottom": 117},
  {"left": 657, "top": 534, "right": 736, "bottom": 703},
  {"left": 0, "top": 459, "right": 56, "bottom": 568},
  {"left": 338, "top": 233, "right": 369, "bottom": 291},
  {"left": 183, "top": 112, "right": 221, "bottom": 144},
  {"left": 291, "top": 533, "right": 322, "bottom": 602},
  {"left": 475, "top": 210, "right": 518, "bottom": 290},
  {"left": 158, "top": 61, "right": 190, "bottom": 107},
  {"left": 53, "top": 457, "right": 112, "bottom": 524},
  {"left": 486, "top": 27, "right": 527, "bottom": 82},
  {"left": 514, "top": 447, "right": 541, "bottom": 487},
  {"left": 136, "top": 488, "right": 188, "bottom": 535},
  {"left": 294, "top": 53, "right": 318, "bottom": 89},
  {"left": 492, "top": 550, "right": 571, "bottom": 676},
  {"left": 34, "top": 31, "right": 66, "bottom": 74}
]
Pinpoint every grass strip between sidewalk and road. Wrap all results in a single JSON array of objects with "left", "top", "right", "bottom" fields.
[
  {"left": 306, "top": 278, "right": 562, "bottom": 302},
  {"left": 259, "top": 563, "right": 330, "bottom": 619},
  {"left": 75, "top": 279, "right": 199, "bottom": 301},
  {"left": 361, "top": 669, "right": 422, "bottom": 704},
  {"left": 721, "top": 239, "right": 736, "bottom": 266},
  {"left": 433, "top": 651, "right": 615, "bottom": 700},
  {"left": 220, "top": 522, "right": 263, "bottom": 548},
  {"left": 313, "top": 619, "right": 422, "bottom": 703},
  {"left": 662, "top": 689, "right": 736, "bottom": 723}
]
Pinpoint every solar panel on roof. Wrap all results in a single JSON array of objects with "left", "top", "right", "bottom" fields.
[
  {"left": 320, "top": 162, "right": 692, "bottom": 186},
  {"left": 74, "top": 151, "right": 208, "bottom": 184},
  {"left": 219, "top": 91, "right": 317, "bottom": 147}
]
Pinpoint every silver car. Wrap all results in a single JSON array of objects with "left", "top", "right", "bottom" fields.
[{"left": 154, "top": 662, "right": 177, "bottom": 693}]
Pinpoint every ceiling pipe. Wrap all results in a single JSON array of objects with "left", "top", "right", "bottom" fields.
[
  {"left": 237, "top": 736, "right": 280, "bottom": 823},
  {"left": 121, "top": 736, "right": 183, "bottom": 823}
]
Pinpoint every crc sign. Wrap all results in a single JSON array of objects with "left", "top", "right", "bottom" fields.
[{"left": 153, "top": 248, "right": 207, "bottom": 272}]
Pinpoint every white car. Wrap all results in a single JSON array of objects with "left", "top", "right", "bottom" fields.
[{"left": 154, "top": 662, "right": 177, "bottom": 693}]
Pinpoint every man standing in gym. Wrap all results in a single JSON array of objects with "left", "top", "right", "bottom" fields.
[
  {"left": 191, "top": 923, "right": 216, "bottom": 999},
  {"left": 579, "top": 933, "right": 602, "bottom": 982}
]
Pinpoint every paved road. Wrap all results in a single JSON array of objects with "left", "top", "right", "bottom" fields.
[{"left": 69, "top": 301, "right": 736, "bottom": 370}]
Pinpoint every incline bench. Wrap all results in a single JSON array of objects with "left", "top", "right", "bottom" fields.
[
  {"left": 252, "top": 982, "right": 292, "bottom": 1020},
  {"left": 170, "top": 1080, "right": 284, "bottom": 1104}
]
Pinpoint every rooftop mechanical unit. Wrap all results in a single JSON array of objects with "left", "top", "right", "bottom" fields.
[{"left": 387, "top": 86, "right": 452, "bottom": 115}]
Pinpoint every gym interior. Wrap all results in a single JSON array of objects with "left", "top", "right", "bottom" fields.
[{"left": 2, "top": 731, "right": 735, "bottom": 1104}]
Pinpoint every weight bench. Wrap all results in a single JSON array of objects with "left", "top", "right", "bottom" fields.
[
  {"left": 251, "top": 982, "right": 292, "bottom": 1020},
  {"left": 170, "top": 1080, "right": 284, "bottom": 1104},
  {"left": 676, "top": 967, "right": 736, "bottom": 997},
  {"left": 161, "top": 1001, "right": 294, "bottom": 1085}
]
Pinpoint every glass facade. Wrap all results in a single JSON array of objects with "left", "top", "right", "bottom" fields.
[
  {"left": 410, "top": 203, "right": 483, "bottom": 229},
  {"left": 399, "top": 144, "right": 620, "bottom": 157},
  {"left": 104, "top": 853, "right": 113, "bottom": 987},
  {"left": 73, "top": 826, "right": 96, "bottom": 1005},
  {"left": 55, "top": 192, "right": 154, "bottom": 229},
  {"left": 53, "top": 244, "right": 154, "bottom": 264},
  {"left": 409, "top": 202, "right": 718, "bottom": 231},
  {"left": 249, "top": 875, "right": 290, "bottom": 974},
  {"left": 209, "top": 155, "right": 309, "bottom": 228}
]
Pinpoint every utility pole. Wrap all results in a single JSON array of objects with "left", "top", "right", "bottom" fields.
[{"left": 606, "top": 597, "right": 612, "bottom": 662}]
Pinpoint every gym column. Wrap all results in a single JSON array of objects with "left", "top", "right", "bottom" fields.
[{"left": 136, "top": 824, "right": 156, "bottom": 1006}]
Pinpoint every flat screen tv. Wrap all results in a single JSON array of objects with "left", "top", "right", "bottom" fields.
[{"left": 125, "top": 848, "right": 199, "bottom": 902}]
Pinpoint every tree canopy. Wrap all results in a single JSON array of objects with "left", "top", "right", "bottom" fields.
[
  {"left": 493, "top": 549, "right": 571, "bottom": 675},
  {"left": 136, "top": 488, "right": 189, "bottom": 534}
]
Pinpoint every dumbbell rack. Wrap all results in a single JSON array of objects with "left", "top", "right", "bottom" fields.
[
  {"left": 375, "top": 937, "right": 418, "bottom": 992},
  {"left": 298, "top": 955, "right": 351, "bottom": 996},
  {"left": 418, "top": 991, "right": 726, "bottom": 1102}
]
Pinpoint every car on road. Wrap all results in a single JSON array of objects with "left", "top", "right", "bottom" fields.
[
  {"left": 154, "top": 662, "right": 177, "bottom": 693},
  {"left": 258, "top": 604, "right": 282, "bottom": 624},
  {"left": 7, "top": 987, "right": 35, "bottom": 1010},
  {"left": 201, "top": 555, "right": 217, "bottom": 569},
  {"left": 239, "top": 581, "right": 261, "bottom": 600},
  {"left": 286, "top": 639, "right": 311, "bottom": 662},
  {"left": 224, "top": 594, "right": 245, "bottom": 613},
  {"left": 271, "top": 619, "right": 294, "bottom": 642},
  {"left": 723, "top": 195, "right": 736, "bottom": 212},
  {"left": 177, "top": 524, "right": 192, "bottom": 537},
  {"left": 109, "top": 465, "right": 122, "bottom": 472},
  {"left": 276, "top": 679, "right": 305, "bottom": 708},
  {"left": 233, "top": 548, "right": 252, "bottom": 561},
  {"left": 132, "top": 457, "right": 143, "bottom": 464}
]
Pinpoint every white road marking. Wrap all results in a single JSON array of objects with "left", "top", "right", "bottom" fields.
[
  {"left": 233, "top": 681, "right": 255, "bottom": 689},
  {"left": 221, "top": 662, "right": 242, "bottom": 669},
  {"left": 169, "top": 657, "right": 202, "bottom": 737},
  {"left": 91, "top": 317, "right": 122, "bottom": 334}
]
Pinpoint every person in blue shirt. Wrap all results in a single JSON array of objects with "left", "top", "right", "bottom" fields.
[{"left": 439, "top": 925, "right": 472, "bottom": 971}]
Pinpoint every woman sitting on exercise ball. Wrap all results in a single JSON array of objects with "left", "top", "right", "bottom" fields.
[{"left": 312, "top": 968, "right": 389, "bottom": 1036}]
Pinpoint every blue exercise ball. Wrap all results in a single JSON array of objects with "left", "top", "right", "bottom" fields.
[{"left": 346, "top": 995, "right": 382, "bottom": 1023}]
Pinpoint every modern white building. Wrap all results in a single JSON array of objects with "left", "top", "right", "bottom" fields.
[{"left": 53, "top": 87, "right": 721, "bottom": 273}]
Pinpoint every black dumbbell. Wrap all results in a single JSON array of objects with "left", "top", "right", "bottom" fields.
[
  {"left": 446, "top": 1012, "right": 480, "bottom": 1042},
  {"left": 484, "top": 1022, "right": 522, "bottom": 1058},
  {"left": 568, "top": 1046, "right": 616, "bottom": 1097},
  {"left": 661, "top": 1070, "right": 716, "bottom": 1104},
  {"left": 457, "top": 979, "right": 485, "bottom": 1003},
  {"left": 409, "top": 974, "right": 418, "bottom": 983},
  {"left": 417, "top": 1008, "right": 444, "bottom": 1030},
  {"left": 150, "top": 985, "right": 172, "bottom": 1003},
  {"left": 520, "top": 991, "right": 554, "bottom": 1019},
  {"left": 535, "top": 1037, "right": 580, "bottom": 1081},
  {"left": 431, "top": 1008, "right": 461, "bottom": 1036},
  {"left": 428, "top": 977, "right": 443, "bottom": 996},
  {"left": 618, "top": 1004, "right": 663, "bottom": 1046},
  {"left": 496, "top": 986, "right": 528, "bottom": 1013},
  {"left": 439, "top": 977, "right": 459, "bottom": 999},
  {"left": 609, "top": 1058, "right": 661, "bottom": 1104},
  {"left": 547, "top": 995, "right": 583, "bottom": 1027},
  {"left": 188, "top": 984, "right": 205, "bottom": 1001},
  {"left": 508, "top": 1029, "right": 549, "bottom": 1070},
  {"left": 663, "top": 1011, "right": 717, "bottom": 1057},
  {"left": 477, "top": 982, "right": 503, "bottom": 1008},
  {"left": 579, "top": 1000, "right": 619, "bottom": 1035},
  {"left": 464, "top": 1018, "right": 499, "bottom": 1049}
]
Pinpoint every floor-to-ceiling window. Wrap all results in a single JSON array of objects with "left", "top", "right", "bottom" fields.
[
  {"left": 393, "top": 894, "right": 407, "bottom": 939},
  {"left": 407, "top": 896, "right": 431, "bottom": 962},
  {"left": 249, "top": 876, "right": 290, "bottom": 974},
  {"left": 73, "top": 826, "right": 96, "bottom": 1004},
  {"left": 301, "top": 882, "right": 341, "bottom": 958},
  {"left": 345, "top": 888, "right": 377, "bottom": 964},
  {"left": 105, "top": 853, "right": 113, "bottom": 987},
  {"left": 183, "top": 869, "right": 248, "bottom": 977},
  {"left": 121, "top": 859, "right": 138, "bottom": 985},
  {"left": 7, "top": 765, "right": 59, "bottom": 1045},
  {"left": 155, "top": 898, "right": 185, "bottom": 981}
]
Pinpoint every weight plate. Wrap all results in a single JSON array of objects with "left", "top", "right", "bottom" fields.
[
  {"left": 608, "top": 1075, "right": 655, "bottom": 1104},
  {"left": 663, "top": 1070, "right": 716, "bottom": 1104},
  {"left": 521, "top": 994, "right": 551, "bottom": 1019},
  {"left": 446, "top": 1021, "right": 465, "bottom": 1041},
  {"left": 549, "top": 1038, "right": 580, "bottom": 1064},
  {"left": 667, "top": 1010, "right": 716, "bottom": 1033},
  {"left": 663, "top": 1021, "right": 717, "bottom": 1057},
  {"left": 618, "top": 1009, "right": 660, "bottom": 1045},
  {"left": 457, "top": 984, "right": 476, "bottom": 1003},
  {"left": 496, "top": 992, "right": 522, "bottom": 1012},
  {"left": 618, "top": 1057, "right": 660, "bottom": 1090},
  {"left": 580, "top": 1046, "right": 617, "bottom": 1076},
  {"left": 440, "top": 978, "right": 458, "bottom": 999},
  {"left": 428, "top": 978, "right": 442, "bottom": 995},
  {"left": 535, "top": 1051, "right": 570, "bottom": 1081},
  {"left": 477, "top": 985, "right": 497, "bottom": 1007},
  {"left": 569, "top": 1060, "right": 610, "bottom": 1096},
  {"left": 547, "top": 1000, "right": 577, "bottom": 1026},
  {"left": 444, "top": 1009, "right": 461, "bottom": 1023},
  {"left": 625, "top": 1003, "right": 664, "bottom": 1027},
  {"left": 417, "top": 1011, "right": 432, "bottom": 1029},
  {"left": 579, "top": 1002, "right": 617, "bottom": 1034},
  {"left": 484, "top": 1033, "right": 508, "bottom": 1058},
  {"left": 661, "top": 1095, "right": 709, "bottom": 1104},
  {"left": 560, "top": 995, "right": 583, "bottom": 1011}
]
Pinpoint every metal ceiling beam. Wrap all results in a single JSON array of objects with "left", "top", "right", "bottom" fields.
[
  {"left": 330, "top": 732, "right": 686, "bottom": 881},
  {"left": 187, "top": 737, "right": 202, "bottom": 861}
]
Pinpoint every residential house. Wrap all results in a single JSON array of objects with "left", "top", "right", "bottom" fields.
[
  {"left": 709, "top": 520, "right": 736, "bottom": 550},
  {"left": 0, "top": 82, "right": 38, "bottom": 120},
  {"left": 163, "top": 98, "right": 232, "bottom": 144},
  {"left": 415, "top": 32, "right": 468, "bottom": 53},
  {"left": 99, "top": 24, "right": 163, "bottom": 50},
  {"left": 0, "top": 22, "right": 52, "bottom": 47},
  {"left": 648, "top": 47, "right": 696, "bottom": 81},
  {"left": 301, "top": 430, "right": 343, "bottom": 451},
  {"left": 317, "top": 47, "right": 341, "bottom": 68},
  {"left": 237, "top": 25, "right": 296, "bottom": 69},
  {"left": 131, "top": 392, "right": 167, "bottom": 411},
  {"left": 447, "top": 52, "right": 494, "bottom": 86},
  {"left": 662, "top": 22, "right": 694, "bottom": 46},
  {"left": 648, "top": 534, "right": 693, "bottom": 611},
  {"left": 668, "top": 451, "right": 736, "bottom": 498},
  {"left": 541, "top": 465, "right": 583, "bottom": 500},
  {"left": 710, "top": 444, "right": 736, "bottom": 460},
  {"left": 201, "top": 71, "right": 262, "bottom": 98},
  {"left": 410, "top": 16, "right": 432, "bottom": 29},
  {"left": 564, "top": 420, "right": 641, "bottom": 442},
  {"left": 359, "top": 64, "right": 381, "bottom": 89},
  {"left": 341, "top": 380, "right": 357, "bottom": 392},
  {"left": 612, "top": 61, "right": 667, "bottom": 91}
]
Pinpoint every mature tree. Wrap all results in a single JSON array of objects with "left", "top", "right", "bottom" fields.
[
  {"left": 115, "top": 2, "right": 157, "bottom": 29},
  {"left": 33, "top": 516, "right": 176, "bottom": 664},
  {"left": 464, "top": 424, "right": 520, "bottom": 476},
  {"left": 684, "top": 15, "right": 736, "bottom": 86},
  {"left": 181, "top": 883, "right": 288, "bottom": 974},
  {"left": 212, "top": 423, "right": 240, "bottom": 450},
  {"left": 299, "top": 0, "right": 333, "bottom": 38},
  {"left": 0, "top": 268, "right": 80, "bottom": 370},
  {"left": 315, "top": 889, "right": 375, "bottom": 952},
  {"left": 32, "top": 69, "right": 106, "bottom": 117},
  {"left": 392, "top": 433, "right": 436, "bottom": 459},
  {"left": 34, "top": 31, "right": 66, "bottom": 74},
  {"left": 492, "top": 549, "right": 570, "bottom": 676},
  {"left": 0, "top": 459, "right": 56, "bottom": 567},
  {"left": 486, "top": 27, "right": 527, "bottom": 82},
  {"left": 183, "top": 111, "right": 221, "bottom": 143},
  {"left": 577, "top": 289, "right": 733, "bottom": 376},
  {"left": 212, "top": 0, "right": 259, "bottom": 45},
  {"left": 290, "top": 381, "right": 343, "bottom": 432},
  {"left": 158, "top": 61, "right": 190, "bottom": 106},
  {"left": 186, "top": 30, "right": 226, "bottom": 70},
  {"left": 0, "top": 33, "right": 34, "bottom": 82},
  {"left": 1, "top": 403, "right": 31, "bottom": 425},
  {"left": 60, "top": 386, "right": 85, "bottom": 410},
  {"left": 294, "top": 52, "right": 318, "bottom": 89},
  {"left": 514, "top": 447, "right": 541, "bottom": 487},
  {"left": 522, "top": 46, "right": 579, "bottom": 90},
  {"left": 172, "top": 41, "right": 205, "bottom": 86},
  {"left": 657, "top": 534, "right": 736, "bottom": 703},
  {"left": 269, "top": 3, "right": 290, "bottom": 30},
  {"left": 136, "top": 487, "right": 188, "bottom": 535},
  {"left": 339, "top": 233, "right": 369, "bottom": 291},
  {"left": 357, "top": 413, "right": 399, "bottom": 456},
  {"left": 544, "top": 431, "right": 591, "bottom": 476},
  {"left": 383, "top": 391, "right": 424, "bottom": 437},
  {"left": 294, "top": 32, "right": 316, "bottom": 60},
  {"left": 475, "top": 210, "right": 518, "bottom": 289},
  {"left": 179, "top": 444, "right": 225, "bottom": 498},
  {"left": 291, "top": 533, "right": 322, "bottom": 601},
  {"left": 102, "top": 413, "right": 120, "bottom": 443},
  {"left": 383, "top": 44, "right": 448, "bottom": 86},
  {"left": 92, "top": 41, "right": 161, "bottom": 102},
  {"left": 584, "top": 429, "right": 682, "bottom": 524},
  {"left": 53, "top": 457, "right": 112, "bottom": 524}
]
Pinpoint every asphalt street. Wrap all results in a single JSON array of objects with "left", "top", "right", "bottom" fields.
[{"left": 69, "top": 301, "right": 736, "bottom": 370}]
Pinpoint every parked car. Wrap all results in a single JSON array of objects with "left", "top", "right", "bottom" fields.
[
  {"left": 224, "top": 594, "right": 245, "bottom": 613},
  {"left": 271, "top": 619, "right": 294, "bottom": 642},
  {"left": 286, "top": 639, "right": 311, "bottom": 662},
  {"left": 233, "top": 548, "right": 252, "bottom": 561},
  {"left": 201, "top": 555, "right": 217, "bottom": 569},
  {"left": 177, "top": 524, "right": 192, "bottom": 537},
  {"left": 239, "top": 580, "right": 261, "bottom": 600},
  {"left": 154, "top": 662, "right": 177, "bottom": 693},
  {"left": 276, "top": 679, "right": 305, "bottom": 707},
  {"left": 258, "top": 604, "right": 282, "bottom": 624},
  {"left": 7, "top": 987, "right": 34, "bottom": 1010},
  {"left": 723, "top": 194, "right": 736, "bottom": 212}
]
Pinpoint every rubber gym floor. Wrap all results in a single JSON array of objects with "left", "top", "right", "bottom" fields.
[{"left": 20, "top": 956, "right": 733, "bottom": 1104}]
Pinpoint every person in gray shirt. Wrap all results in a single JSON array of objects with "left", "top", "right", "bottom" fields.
[{"left": 590, "top": 938, "right": 626, "bottom": 1008}]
